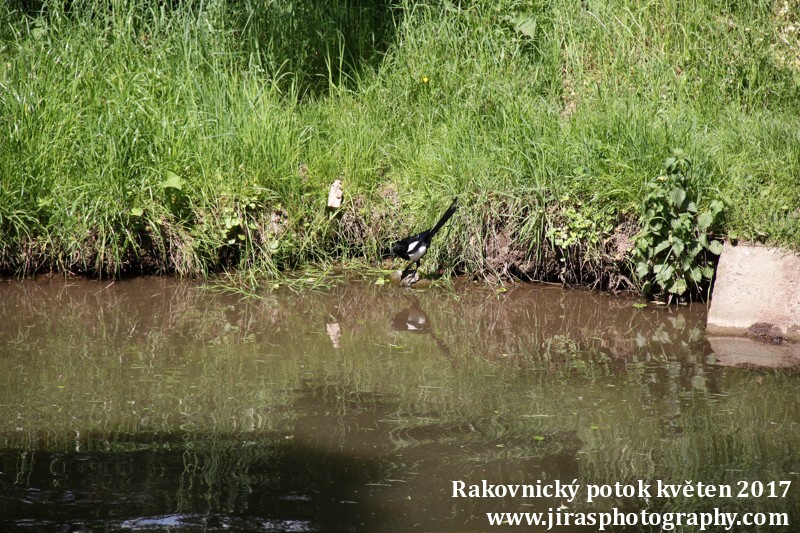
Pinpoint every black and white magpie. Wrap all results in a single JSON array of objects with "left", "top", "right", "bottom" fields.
[{"left": 392, "top": 197, "right": 458, "bottom": 271}]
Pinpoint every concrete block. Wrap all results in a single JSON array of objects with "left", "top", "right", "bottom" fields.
[{"left": 707, "top": 243, "right": 800, "bottom": 341}]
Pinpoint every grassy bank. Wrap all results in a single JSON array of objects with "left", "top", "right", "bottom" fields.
[{"left": 1, "top": 0, "right": 799, "bottom": 294}]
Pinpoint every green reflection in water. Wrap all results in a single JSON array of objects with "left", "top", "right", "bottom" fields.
[{"left": 0, "top": 279, "right": 798, "bottom": 531}]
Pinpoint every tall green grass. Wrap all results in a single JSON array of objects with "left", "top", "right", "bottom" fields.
[{"left": 1, "top": 0, "right": 798, "bottom": 284}]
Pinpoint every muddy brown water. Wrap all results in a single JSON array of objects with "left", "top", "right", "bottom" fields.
[{"left": 0, "top": 278, "right": 798, "bottom": 531}]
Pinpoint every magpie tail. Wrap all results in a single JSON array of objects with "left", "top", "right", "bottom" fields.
[{"left": 428, "top": 198, "right": 459, "bottom": 239}]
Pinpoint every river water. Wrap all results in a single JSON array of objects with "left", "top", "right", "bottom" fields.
[{"left": 0, "top": 278, "right": 797, "bottom": 531}]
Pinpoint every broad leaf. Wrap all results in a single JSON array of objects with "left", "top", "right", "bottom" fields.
[
  {"left": 160, "top": 171, "right": 183, "bottom": 191},
  {"left": 654, "top": 263, "right": 675, "bottom": 282},
  {"left": 707, "top": 240, "right": 724, "bottom": 255},
  {"left": 669, "top": 278, "right": 687, "bottom": 295},
  {"left": 511, "top": 15, "right": 537, "bottom": 39},
  {"left": 697, "top": 211, "right": 713, "bottom": 231},
  {"left": 669, "top": 188, "right": 686, "bottom": 208},
  {"left": 654, "top": 239, "right": 671, "bottom": 255}
]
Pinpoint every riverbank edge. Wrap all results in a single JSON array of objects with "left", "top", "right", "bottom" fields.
[{"left": 0, "top": 198, "right": 642, "bottom": 291}]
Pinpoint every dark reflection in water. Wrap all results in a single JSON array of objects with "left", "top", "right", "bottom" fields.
[
  {"left": 0, "top": 278, "right": 798, "bottom": 531},
  {"left": 0, "top": 412, "right": 382, "bottom": 531},
  {"left": 391, "top": 295, "right": 452, "bottom": 358}
]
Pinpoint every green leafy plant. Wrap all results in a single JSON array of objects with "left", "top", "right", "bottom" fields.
[
  {"left": 158, "top": 170, "right": 191, "bottom": 220},
  {"left": 548, "top": 196, "right": 613, "bottom": 250},
  {"left": 633, "top": 150, "right": 724, "bottom": 302}
]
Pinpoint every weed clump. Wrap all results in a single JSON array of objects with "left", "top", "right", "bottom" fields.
[{"left": 633, "top": 150, "right": 725, "bottom": 302}]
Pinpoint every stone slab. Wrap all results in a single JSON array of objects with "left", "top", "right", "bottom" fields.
[{"left": 707, "top": 243, "right": 800, "bottom": 341}]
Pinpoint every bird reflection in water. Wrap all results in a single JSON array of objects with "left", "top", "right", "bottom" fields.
[{"left": 391, "top": 297, "right": 452, "bottom": 358}]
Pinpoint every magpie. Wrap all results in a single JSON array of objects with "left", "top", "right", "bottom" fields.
[{"left": 392, "top": 197, "right": 458, "bottom": 272}]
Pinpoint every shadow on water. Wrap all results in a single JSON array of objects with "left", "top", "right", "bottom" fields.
[
  {"left": 0, "top": 382, "right": 590, "bottom": 532},
  {"left": 0, "top": 386, "right": 395, "bottom": 531},
  {"left": 0, "top": 436, "right": 374, "bottom": 531},
  {"left": 0, "top": 278, "right": 798, "bottom": 531}
]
